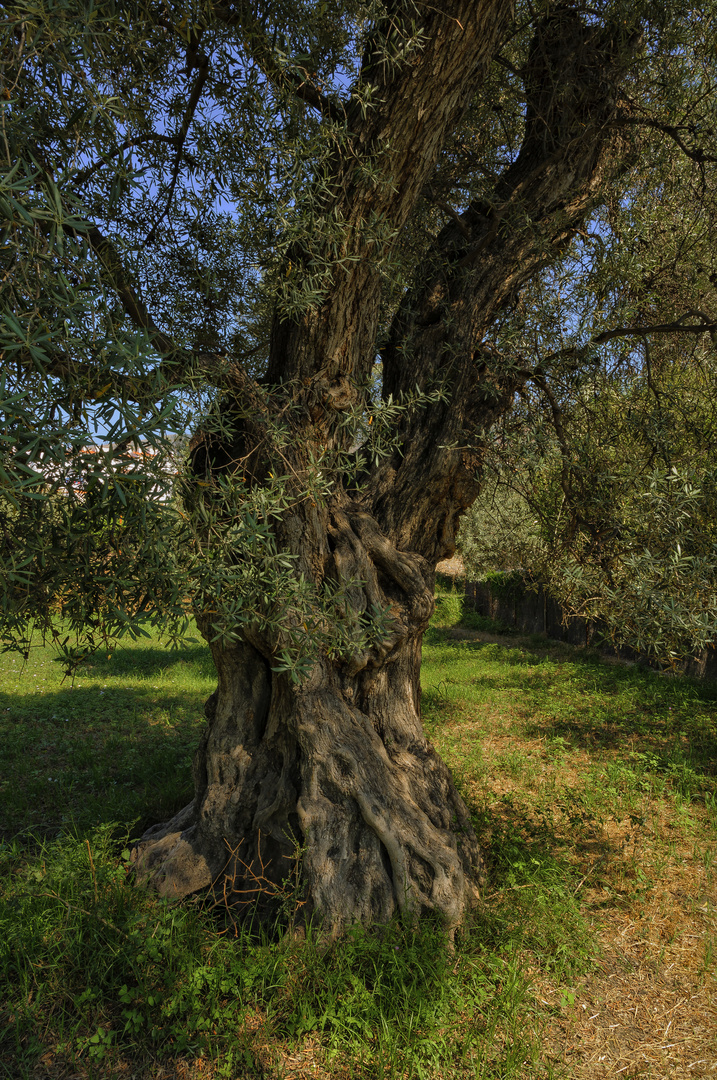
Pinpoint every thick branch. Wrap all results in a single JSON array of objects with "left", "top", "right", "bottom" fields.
[
  {"left": 213, "top": 1, "right": 343, "bottom": 120},
  {"left": 24, "top": 215, "right": 257, "bottom": 404},
  {"left": 85, "top": 226, "right": 179, "bottom": 360},
  {"left": 8, "top": 341, "right": 139, "bottom": 404},
  {"left": 615, "top": 113, "right": 717, "bottom": 165},
  {"left": 84, "top": 227, "right": 256, "bottom": 399},
  {"left": 264, "top": 0, "right": 512, "bottom": 400},
  {"left": 369, "top": 8, "right": 641, "bottom": 562}
]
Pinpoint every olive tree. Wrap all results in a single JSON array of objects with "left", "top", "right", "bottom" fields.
[
  {"left": 459, "top": 122, "right": 717, "bottom": 661},
  {"left": 3, "top": 0, "right": 717, "bottom": 935}
]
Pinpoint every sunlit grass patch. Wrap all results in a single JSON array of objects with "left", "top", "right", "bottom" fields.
[{"left": 423, "top": 580, "right": 717, "bottom": 1078}]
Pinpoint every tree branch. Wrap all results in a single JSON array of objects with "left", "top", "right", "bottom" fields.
[
  {"left": 529, "top": 371, "right": 573, "bottom": 508},
  {"left": 424, "top": 185, "right": 472, "bottom": 238},
  {"left": 70, "top": 132, "right": 178, "bottom": 191},
  {"left": 17, "top": 146, "right": 197, "bottom": 397},
  {"left": 370, "top": 7, "right": 643, "bottom": 561},
  {"left": 615, "top": 113, "right": 717, "bottom": 165},
  {"left": 8, "top": 342, "right": 132, "bottom": 402},
  {"left": 592, "top": 315, "right": 717, "bottom": 342},
  {"left": 265, "top": 0, "right": 511, "bottom": 393},
  {"left": 84, "top": 226, "right": 178, "bottom": 357},
  {"left": 146, "top": 33, "right": 211, "bottom": 243},
  {"left": 531, "top": 311, "right": 717, "bottom": 372},
  {"left": 212, "top": 1, "right": 343, "bottom": 121}
]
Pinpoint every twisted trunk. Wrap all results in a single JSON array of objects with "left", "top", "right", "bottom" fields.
[
  {"left": 133, "top": 6, "right": 638, "bottom": 933},
  {"left": 134, "top": 503, "right": 483, "bottom": 936}
]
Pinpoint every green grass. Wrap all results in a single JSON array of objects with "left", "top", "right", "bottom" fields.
[
  {"left": 0, "top": 637, "right": 215, "bottom": 841},
  {"left": 1, "top": 589, "right": 716, "bottom": 1079}
]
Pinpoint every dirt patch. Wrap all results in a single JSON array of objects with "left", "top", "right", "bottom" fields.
[{"left": 540, "top": 902, "right": 717, "bottom": 1077}]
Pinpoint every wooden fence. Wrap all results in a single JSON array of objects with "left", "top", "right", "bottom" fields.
[{"left": 463, "top": 576, "right": 717, "bottom": 681}]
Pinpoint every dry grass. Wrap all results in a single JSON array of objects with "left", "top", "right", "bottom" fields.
[
  {"left": 424, "top": 589, "right": 717, "bottom": 1079},
  {"left": 539, "top": 809, "right": 717, "bottom": 1078}
]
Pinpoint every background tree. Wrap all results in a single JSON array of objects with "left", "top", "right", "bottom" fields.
[
  {"left": 3, "top": 0, "right": 717, "bottom": 936},
  {"left": 460, "top": 117, "right": 717, "bottom": 661}
]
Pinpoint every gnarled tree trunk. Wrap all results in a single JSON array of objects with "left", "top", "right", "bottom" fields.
[
  {"left": 133, "top": 4, "right": 638, "bottom": 934},
  {"left": 134, "top": 503, "right": 484, "bottom": 937}
]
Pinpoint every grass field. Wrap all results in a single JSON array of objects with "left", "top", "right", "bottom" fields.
[{"left": 1, "top": 581, "right": 716, "bottom": 1079}]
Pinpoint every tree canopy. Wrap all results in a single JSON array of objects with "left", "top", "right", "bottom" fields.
[
  {"left": 3, "top": 0, "right": 717, "bottom": 663},
  {"left": 453, "top": 6, "right": 717, "bottom": 661},
  {"left": 3, "top": 0, "right": 717, "bottom": 928}
]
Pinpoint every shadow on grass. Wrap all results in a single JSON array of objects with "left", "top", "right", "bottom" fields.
[
  {"left": 0, "top": 684, "right": 205, "bottom": 721},
  {"left": 0, "top": 821, "right": 544, "bottom": 1080},
  {"left": 78, "top": 641, "right": 214, "bottom": 679},
  {"left": 463, "top": 792, "right": 600, "bottom": 979},
  {"left": 0, "top": 682, "right": 207, "bottom": 845}
]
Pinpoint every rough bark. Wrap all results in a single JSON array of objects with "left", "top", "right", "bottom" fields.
[
  {"left": 266, "top": 0, "right": 513, "bottom": 417},
  {"left": 133, "top": 6, "right": 640, "bottom": 933},
  {"left": 134, "top": 1, "right": 513, "bottom": 930},
  {"left": 133, "top": 502, "right": 484, "bottom": 937},
  {"left": 371, "top": 9, "right": 639, "bottom": 561}
]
